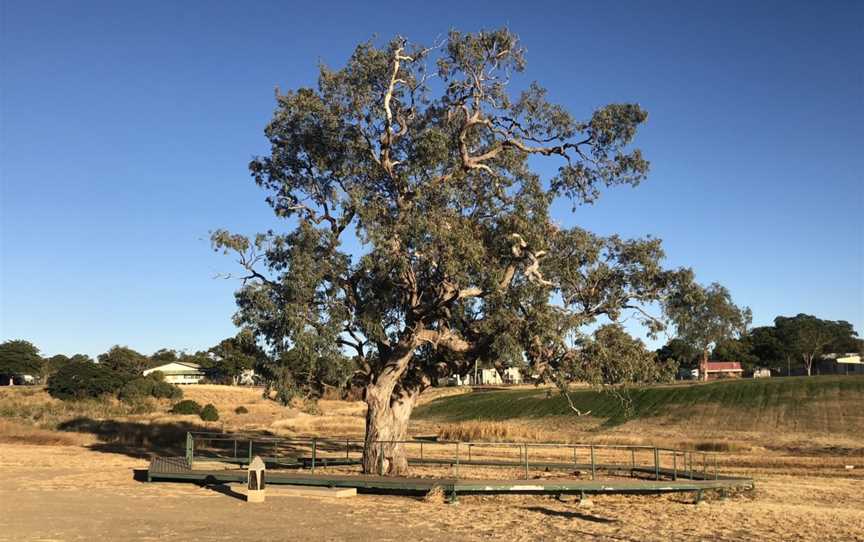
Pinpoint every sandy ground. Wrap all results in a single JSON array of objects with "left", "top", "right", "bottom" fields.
[{"left": 1, "top": 442, "right": 863, "bottom": 542}]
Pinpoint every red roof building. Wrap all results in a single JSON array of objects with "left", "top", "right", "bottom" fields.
[{"left": 699, "top": 360, "right": 743, "bottom": 381}]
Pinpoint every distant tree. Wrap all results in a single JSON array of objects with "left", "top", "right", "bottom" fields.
[
  {"left": 711, "top": 336, "right": 759, "bottom": 372},
  {"left": 656, "top": 338, "right": 698, "bottom": 369},
  {"left": 555, "top": 324, "right": 673, "bottom": 416},
  {"left": 149, "top": 348, "right": 180, "bottom": 368},
  {"left": 42, "top": 354, "right": 70, "bottom": 380},
  {"left": 664, "top": 283, "right": 751, "bottom": 380},
  {"left": 774, "top": 314, "right": 859, "bottom": 376},
  {"left": 41, "top": 354, "right": 94, "bottom": 381},
  {"left": 258, "top": 347, "right": 353, "bottom": 406},
  {"left": 747, "top": 326, "right": 794, "bottom": 374},
  {"left": 0, "top": 340, "right": 42, "bottom": 385},
  {"left": 97, "top": 346, "right": 149, "bottom": 381},
  {"left": 47, "top": 361, "right": 124, "bottom": 400},
  {"left": 204, "top": 332, "right": 264, "bottom": 385}
]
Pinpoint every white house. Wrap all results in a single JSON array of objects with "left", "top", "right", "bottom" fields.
[
  {"left": 477, "top": 367, "right": 523, "bottom": 385},
  {"left": 438, "top": 367, "right": 524, "bottom": 386},
  {"left": 143, "top": 361, "right": 205, "bottom": 385}
]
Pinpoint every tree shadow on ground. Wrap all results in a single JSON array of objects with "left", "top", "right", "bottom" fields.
[
  {"left": 56, "top": 417, "right": 358, "bottom": 462},
  {"left": 522, "top": 506, "right": 618, "bottom": 523},
  {"left": 57, "top": 417, "right": 209, "bottom": 459}
]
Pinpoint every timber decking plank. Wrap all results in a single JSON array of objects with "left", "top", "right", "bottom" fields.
[{"left": 147, "top": 456, "right": 753, "bottom": 494}]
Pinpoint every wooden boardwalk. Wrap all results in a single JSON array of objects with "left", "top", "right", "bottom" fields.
[{"left": 147, "top": 456, "right": 753, "bottom": 495}]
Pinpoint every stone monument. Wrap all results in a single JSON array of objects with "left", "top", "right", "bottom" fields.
[{"left": 247, "top": 456, "right": 266, "bottom": 503}]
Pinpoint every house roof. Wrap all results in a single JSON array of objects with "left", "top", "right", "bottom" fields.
[
  {"left": 706, "top": 361, "right": 743, "bottom": 372},
  {"left": 143, "top": 361, "right": 203, "bottom": 375}
]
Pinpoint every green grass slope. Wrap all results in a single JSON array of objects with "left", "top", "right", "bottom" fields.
[{"left": 415, "top": 375, "right": 864, "bottom": 429}]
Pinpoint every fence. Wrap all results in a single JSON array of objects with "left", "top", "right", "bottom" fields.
[{"left": 185, "top": 431, "right": 727, "bottom": 481}]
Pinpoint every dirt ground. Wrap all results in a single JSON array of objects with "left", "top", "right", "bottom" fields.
[
  {"left": 1, "top": 442, "right": 863, "bottom": 542},
  {"left": 2, "top": 385, "right": 863, "bottom": 541}
]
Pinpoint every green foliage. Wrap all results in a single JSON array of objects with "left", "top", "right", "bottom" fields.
[
  {"left": 0, "top": 340, "right": 42, "bottom": 380},
  {"left": 170, "top": 399, "right": 202, "bottom": 415},
  {"left": 118, "top": 373, "right": 182, "bottom": 403},
  {"left": 210, "top": 28, "right": 748, "bottom": 451},
  {"left": 199, "top": 403, "right": 219, "bottom": 421},
  {"left": 774, "top": 314, "right": 861, "bottom": 375},
  {"left": 656, "top": 338, "right": 698, "bottom": 368},
  {"left": 46, "top": 361, "right": 124, "bottom": 400},
  {"left": 553, "top": 324, "right": 675, "bottom": 417},
  {"left": 234, "top": 405, "right": 249, "bottom": 414},
  {"left": 148, "top": 348, "right": 180, "bottom": 369},
  {"left": 711, "top": 336, "right": 760, "bottom": 370},
  {"left": 259, "top": 348, "right": 353, "bottom": 406},
  {"left": 97, "top": 345, "right": 149, "bottom": 381},
  {"left": 40, "top": 354, "right": 93, "bottom": 381},
  {"left": 202, "top": 331, "right": 264, "bottom": 384},
  {"left": 664, "top": 282, "right": 752, "bottom": 359}
]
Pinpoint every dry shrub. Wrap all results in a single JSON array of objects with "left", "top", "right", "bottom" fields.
[
  {"left": 694, "top": 440, "right": 751, "bottom": 453},
  {"left": 424, "top": 485, "right": 446, "bottom": 504},
  {"left": 437, "top": 421, "right": 553, "bottom": 442}
]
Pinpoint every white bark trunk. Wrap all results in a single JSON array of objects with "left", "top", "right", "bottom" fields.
[{"left": 361, "top": 385, "right": 418, "bottom": 475}]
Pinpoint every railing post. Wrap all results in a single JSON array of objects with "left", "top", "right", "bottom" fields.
[
  {"left": 702, "top": 453, "right": 707, "bottom": 477},
  {"left": 274, "top": 440, "right": 278, "bottom": 463},
  {"left": 590, "top": 445, "right": 596, "bottom": 480},
  {"left": 468, "top": 443, "right": 472, "bottom": 463},
  {"left": 420, "top": 441, "right": 424, "bottom": 462},
  {"left": 248, "top": 440, "right": 253, "bottom": 465},
  {"left": 378, "top": 442, "right": 384, "bottom": 475},
  {"left": 233, "top": 439, "right": 238, "bottom": 460},
  {"left": 455, "top": 442, "right": 460, "bottom": 478},
  {"left": 523, "top": 444, "right": 529, "bottom": 479},
  {"left": 689, "top": 452, "right": 694, "bottom": 480},
  {"left": 673, "top": 452, "right": 678, "bottom": 480},
  {"left": 346, "top": 438, "right": 350, "bottom": 461},
  {"left": 630, "top": 448, "right": 635, "bottom": 473},
  {"left": 312, "top": 438, "right": 317, "bottom": 474},
  {"left": 573, "top": 446, "right": 577, "bottom": 467},
  {"left": 714, "top": 454, "right": 718, "bottom": 480},
  {"left": 653, "top": 448, "right": 660, "bottom": 480},
  {"left": 186, "top": 433, "right": 194, "bottom": 467}
]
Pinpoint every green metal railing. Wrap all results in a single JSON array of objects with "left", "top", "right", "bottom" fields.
[{"left": 185, "top": 432, "right": 727, "bottom": 482}]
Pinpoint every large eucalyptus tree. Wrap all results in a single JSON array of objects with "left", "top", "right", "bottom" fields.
[{"left": 214, "top": 29, "right": 707, "bottom": 475}]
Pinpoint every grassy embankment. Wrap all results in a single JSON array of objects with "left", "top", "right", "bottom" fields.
[{"left": 415, "top": 375, "right": 864, "bottom": 441}]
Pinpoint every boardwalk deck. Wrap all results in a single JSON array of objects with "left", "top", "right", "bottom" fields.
[{"left": 147, "top": 456, "right": 753, "bottom": 495}]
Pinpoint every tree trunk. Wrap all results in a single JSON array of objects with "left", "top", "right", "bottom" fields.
[
  {"left": 361, "top": 384, "right": 419, "bottom": 475},
  {"left": 803, "top": 354, "right": 813, "bottom": 376}
]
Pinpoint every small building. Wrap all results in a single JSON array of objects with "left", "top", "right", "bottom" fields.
[
  {"left": 699, "top": 360, "right": 744, "bottom": 381},
  {"left": 818, "top": 353, "right": 864, "bottom": 375},
  {"left": 437, "top": 367, "right": 524, "bottom": 387},
  {"left": 476, "top": 367, "right": 523, "bottom": 385},
  {"left": 752, "top": 367, "right": 771, "bottom": 379},
  {"left": 143, "top": 361, "right": 205, "bottom": 385}
]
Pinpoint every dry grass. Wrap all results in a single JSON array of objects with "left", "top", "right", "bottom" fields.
[
  {"left": 0, "top": 419, "right": 91, "bottom": 446},
  {"left": 437, "top": 420, "right": 557, "bottom": 442},
  {"left": 0, "top": 386, "right": 157, "bottom": 429},
  {"left": 423, "top": 485, "right": 446, "bottom": 504}
]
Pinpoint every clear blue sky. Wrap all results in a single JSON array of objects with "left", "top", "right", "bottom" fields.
[{"left": 1, "top": 0, "right": 862, "bottom": 358}]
